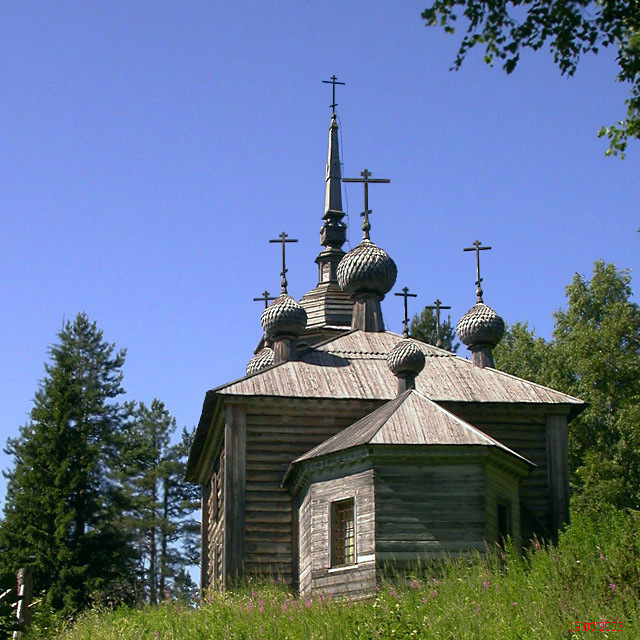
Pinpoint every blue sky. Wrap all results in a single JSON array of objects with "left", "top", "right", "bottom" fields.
[{"left": 1, "top": 1, "right": 638, "bottom": 507}]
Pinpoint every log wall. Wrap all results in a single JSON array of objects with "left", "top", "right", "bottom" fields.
[
  {"left": 444, "top": 404, "right": 553, "bottom": 543},
  {"left": 374, "top": 462, "right": 486, "bottom": 568},
  {"left": 484, "top": 463, "right": 522, "bottom": 548},
  {"left": 299, "top": 468, "right": 376, "bottom": 599},
  {"left": 243, "top": 399, "right": 382, "bottom": 585}
]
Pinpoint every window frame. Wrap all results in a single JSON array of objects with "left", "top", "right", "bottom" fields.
[{"left": 330, "top": 497, "right": 357, "bottom": 568}]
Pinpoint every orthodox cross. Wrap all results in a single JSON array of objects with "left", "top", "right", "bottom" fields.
[
  {"left": 253, "top": 290, "right": 277, "bottom": 309},
  {"left": 463, "top": 239, "right": 492, "bottom": 302},
  {"left": 394, "top": 286, "right": 417, "bottom": 338},
  {"left": 424, "top": 299, "right": 451, "bottom": 348},
  {"left": 342, "top": 169, "right": 390, "bottom": 240},
  {"left": 322, "top": 75, "right": 345, "bottom": 114},
  {"left": 269, "top": 231, "right": 298, "bottom": 294}
]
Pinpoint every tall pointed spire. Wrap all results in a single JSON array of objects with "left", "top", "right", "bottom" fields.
[
  {"left": 322, "top": 113, "right": 344, "bottom": 227},
  {"left": 318, "top": 113, "right": 347, "bottom": 278},
  {"left": 298, "top": 77, "right": 354, "bottom": 341}
]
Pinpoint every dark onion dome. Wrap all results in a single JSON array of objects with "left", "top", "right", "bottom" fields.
[
  {"left": 456, "top": 302, "right": 505, "bottom": 349},
  {"left": 246, "top": 347, "right": 274, "bottom": 375},
  {"left": 386, "top": 338, "right": 426, "bottom": 377},
  {"left": 336, "top": 239, "right": 397, "bottom": 298},
  {"left": 260, "top": 293, "right": 308, "bottom": 339}
]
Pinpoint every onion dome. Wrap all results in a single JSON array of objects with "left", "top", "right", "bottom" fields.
[
  {"left": 456, "top": 303, "right": 505, "bottom": 348},
  {"left": 386, "top": 338, "right": 426, "bottom": 378},
  {"left": 337, "top": 239, "right": 397, "bottom": 298},
  {"left": 246, "top": 347, "right": 274, "bottom": 375},
  {"left": 260, "top": 293, "right": 307, "bottom": 339}
]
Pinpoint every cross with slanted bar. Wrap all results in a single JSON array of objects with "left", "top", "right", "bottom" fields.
[
  {"left": 269, "top": 232, "right": 298, "bottom": 294},
  {"left": 394, "top": 286, "right": 418, "bottom": 337},
  {"left": 463, "top": 239, "right": 491, "bottom": 302},
  {"left": 343, "top": 169, "right": 390, "bottom": 240},
  {"left": 322, "top": 75, "right": 345, "bottom": 114},
  {"left": 253, "top": 290, "right": 277, "bottom": 309},
  {"left": 425, "top": 299, "right": 451, "bottom": 348}
]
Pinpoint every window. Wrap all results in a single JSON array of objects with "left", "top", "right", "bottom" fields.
[
  {"left": 497, "top": 500, "right": 511, "bottom": 542},
  {"left": 331, "top": 498, "right": 356, "bottom": 567}
]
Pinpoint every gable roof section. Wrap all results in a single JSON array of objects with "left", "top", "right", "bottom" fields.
[
  {"left": 213, "top": 330, "right": 584, "bottom": 409},
  {"left": 292, "top": 389, "right": 534, "bottom": 467}
]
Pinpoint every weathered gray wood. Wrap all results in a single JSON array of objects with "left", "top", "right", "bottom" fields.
[
  {"left": 546, "top": 413, "right": 569, "bottom": 540},
  {"left": 297, "top": 469, "right": 375, "bottom": 598},
  {"left": 200, "top": 481, "right": 210, "bottom": 591},
  {"left": 223, "top": 404, "right": 246, "bottom": 583}
]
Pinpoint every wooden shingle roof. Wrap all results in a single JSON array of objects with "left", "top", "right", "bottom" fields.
[
  {"left": 292, "top": 389, "right": 535, "bottom": 467},
  {"left": 214, "top": 330, "right": 584, "bottom": 409}
]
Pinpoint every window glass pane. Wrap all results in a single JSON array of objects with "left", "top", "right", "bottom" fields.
[{"left": 331, "top": 499, "right": 355, "bottom": 566}]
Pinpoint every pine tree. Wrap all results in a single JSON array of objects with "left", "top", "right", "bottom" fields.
[
  {"left": 409, "top": 307, "right": 459, "bottom": 353},
  {"left": 0, "top": 313, "right": 135, "bottom": 613},
  {"left": 120, "top": 402, "right": 199, "bottom": 603}
]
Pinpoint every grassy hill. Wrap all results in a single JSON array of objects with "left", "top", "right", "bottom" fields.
[{"left": 26, "top": 508, "right": 640, "bottom": 640}]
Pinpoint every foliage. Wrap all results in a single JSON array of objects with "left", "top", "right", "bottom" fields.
[
  {"left": 421, "top": 1, "right": 640, "bottom": 157},
  {"left": 38, "top": 507, "right": 640, "bottom": 640},
  {"left": 0, "top": 313, "right": 136, "bottom": 615},
  {"left": 409, "top": 307, "right": 459, "bottom": 352},
  {"left": 494, "top": 261, "right": 640, "bottom": 512},
  {"left": 552, "top": 261, "right": 640, "bottom": 512},
  {"left": 0, "top": 571, "right": 21, "bottom": 638},
  {"left": 119, "top": 402, "right": 199, "bottom": 604},
  {"left": 493, "top": 321, "right": 554, "bottom": 385}
]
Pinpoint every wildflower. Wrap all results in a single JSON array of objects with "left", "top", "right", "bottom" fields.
[
  {"left": 500, "top": 552, "right": 506, "bottom": 561},
  {"left": 421, "top": 597, "right": 428, "bottom": 604},
  {"left": 281, "top": 601, "right": 288, "bottom": 613},
  {"left": 305, "top": 598, "right": 312, "bottom": 608},
  {"left": 429, "top": 589, "right": 437, "bottom": 599},
  {"left": 534, "top": 540, "right": 540, "bottom": 550},
  {"left": 510, "top": 602, "right": 516, "bottom": 608},
  {"left": 154, "top": 632, "right": 159, "bottom": 640},
  {"left": 389, "top": 588, "right": 398, "bottom": 599},
  {"left": 375, "top": 584, "right": 380, "bottom": 592},
  {"left": 258, "top": 599, "right": 265, "bottom": 613},
  {"left": 609, "top": 583, "right": 616, "bottom": 593},
  {"left": 246, "top": 601, "right": 254, "bottom": 612},
  {"left": 431, "top": 577, "right": 439, "bottom": 586},
  {"left": 599, "top": 553, "right": 605, "bottom": 560},
  {"left": 482, "top": 580, "right": 489, "bottom": 589},
  {"left": 409, "top": 579, "right": 420, "bottom": 590}
]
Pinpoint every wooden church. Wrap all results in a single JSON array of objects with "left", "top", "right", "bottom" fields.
[{"left": 186, "top": 92, "right": 584, "bottom": 598}]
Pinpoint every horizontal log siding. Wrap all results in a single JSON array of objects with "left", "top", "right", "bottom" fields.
[
  {"left": 244, "top": 400, "right": 382, "bottom": 585},
  {"left": 301, "top": 469, "right": 375, "bottom": 599},
  {"left": 207, "top": 447, "right": 224, "bottom": 590},
  {"left": 484, "top": 464, "right": 521, "bottom": 549},
  {"left": 446, "top": 407, "right": 551, "bottom": 543},
  {"left": 374, "top": 462, "right": 486, "bottom": 568},
  {"left": 298, "top": 490, "right": 312, "bottom": 596}
]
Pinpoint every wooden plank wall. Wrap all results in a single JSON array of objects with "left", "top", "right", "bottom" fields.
[
  {"left": 446, "top": 406, "right": 551, "bottom": 543},
  {"left": 484, "top": 464, "right": 521, "bottom": 548},
  {"left": 207, "top": 447, "right": 224, "bottom": 590},
  {"left": 301, "top": 469, "right": 376, "bottom": 599},
  {"left": 374, "top": 462, "right": 486, "bottom": 568},
  {"left": 243, "top": 399, "right": 382, "bottom": 585}
]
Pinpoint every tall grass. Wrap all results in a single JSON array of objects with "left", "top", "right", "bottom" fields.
[{"left": 32, "top": 508, "right": 640, "bottom": 640}]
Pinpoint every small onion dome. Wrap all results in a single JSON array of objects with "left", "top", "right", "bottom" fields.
[
  {"left": 260, "top": 293, "right": 307, "bottom": 339},
  {"left": 246, "top": 347, "right": 274, "bottom": 375},
  {"left": 336, "top": 239, "right": 397, "bottom": 298},
  {"left": 386, "top": 338, "right": 426, "bottom": 378},
  {"left": 456, "top": 303, "right": 505, "bottom": 348}
]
